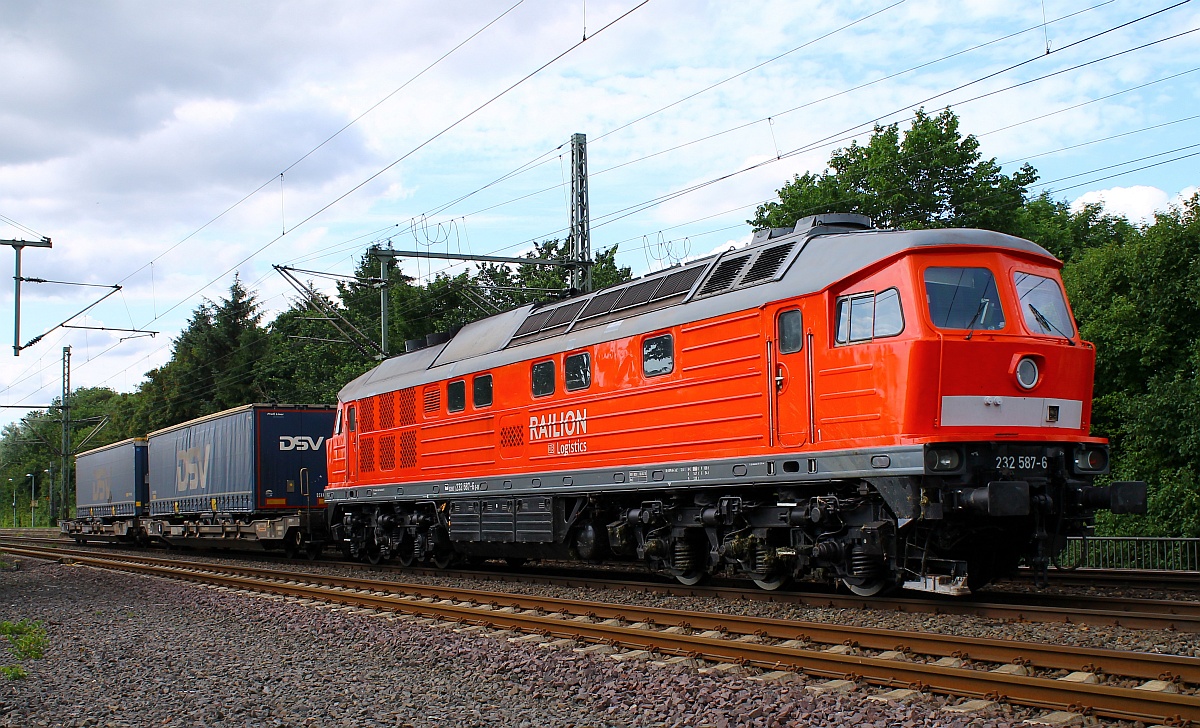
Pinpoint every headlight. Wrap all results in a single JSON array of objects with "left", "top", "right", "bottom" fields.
[
  {"left": 925, "top": 447, "right": 962, "bottom": 471},
  {"left": 1074, "top": 447, "right": 1108, "bottom": 473},
  {"left": 1015, "top": 357, "right": 1039, "bottom": 390}
]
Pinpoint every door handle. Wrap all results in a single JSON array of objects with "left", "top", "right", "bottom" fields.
[{"left": 775, "top": 366, "right": 785, "bottom": 392}]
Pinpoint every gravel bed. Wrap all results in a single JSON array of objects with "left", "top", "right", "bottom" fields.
[
  {"left": 40, "top": 545, "right": 1200, "bottom": 656},
  {"left": 309, "top": 560, "right": 1199, "bottom": 658},
  {"left": 0, "top": 555, "right": 1056, "bottom": 728}
]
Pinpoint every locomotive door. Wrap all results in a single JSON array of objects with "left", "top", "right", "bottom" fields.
[
  {"left": 772, "top": 308, "right": 809, "bottom": 447},
  {"left": 346, "top": 404, "right": 359, "bottom": 482}
]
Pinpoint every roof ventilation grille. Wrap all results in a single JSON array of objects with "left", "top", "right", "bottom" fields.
[
  {"left": 697, "top": 254, "right": 751, "bottom": 296},
  {"left": 578, "top": 288, "right": 624, "bottom": 320},
  {"left": 512, "top": 309, "right": 555, "bottom": 338},
  {"left": 613, "top": 278, "right": 662, "bottom": 310},
  {"left": 651, "top": 265, "right": 706, "bottom": 301},
  {"left": 740, "top": 242, "right": 796, "bottom": 285},
  {"left": 543, "top": 299, "right": 588, "bottom": 329}
]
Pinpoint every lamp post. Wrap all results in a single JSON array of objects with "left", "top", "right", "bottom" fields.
[
  {"left": 7, "top": 478, "right": 13, "bottom": 528},
  {"left": 44, "top": 469, "right": 51, "bottom": 526},
  {"left": 27, "top": 473, "right": 35, "bottom": 528}
]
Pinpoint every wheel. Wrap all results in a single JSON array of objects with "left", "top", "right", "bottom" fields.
[
  {"left": 363, "top": 549, "right": 384, "bottom": 565},
  {"left": 674, "top": 571, "right": 706, "bottom": 586},
  {"left": 397, "top": 550, "right": 416, "bottom": 567},
  {"left": 304, "top": 544, "right": 322, "bottom": 561},
  {"left": 285, "top": 530, "right": 304, "bottom": 559},
  {"left": 432, "top": 550, "right": 454, "bottom": 569},
  {"left": 842, "top": 578, "right": 885, "bottom": 597},
  {"left": 752, "top": 574, "right": 788, "bottom": 591}
]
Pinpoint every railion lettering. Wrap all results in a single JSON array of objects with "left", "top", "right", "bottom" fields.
[{"left": 528, "top": 408, "right": 587, "bottom": 442}]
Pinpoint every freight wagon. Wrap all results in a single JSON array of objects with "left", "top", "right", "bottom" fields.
[
  {"left": 64, "top": 404, "right": 335, "bottom": 558},
  {"left": 61, "top": 438, "right": 149, "bottom": 544}
]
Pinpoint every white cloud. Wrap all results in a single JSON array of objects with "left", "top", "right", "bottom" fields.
[
  {"left": 1070, "top": 185, "right": 1198, "bottom": 225},
  {"left": 1, "top": 0, "right": 1198, "bottom": 423}
]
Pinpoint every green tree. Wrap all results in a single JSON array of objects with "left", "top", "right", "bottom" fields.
[
  {"left": 752, "top": 108, "right": 1037, "bottom": 234},
  {"left": 255, "top": 293, "right": 374, "bottom": 404},
  {"left": 1065, "top": 195, "right": 1200, "bottom": 536},
  {"left": 210, "top": 274, "right": 268, "bottom": 410}
]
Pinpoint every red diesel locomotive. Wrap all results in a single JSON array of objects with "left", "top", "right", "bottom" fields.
[{"left": 324, "top": 214, "right": 1145, "bottom": 595}]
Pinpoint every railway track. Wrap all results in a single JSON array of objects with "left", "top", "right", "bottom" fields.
[
  {"left": 5, "top": 543, "right": 1199, "bottom": 726},
  {"left": 3, "top": 535, "right": 1199, "bottom": 632}
]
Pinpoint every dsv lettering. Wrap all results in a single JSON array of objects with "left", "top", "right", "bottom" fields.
[
  {"left": 279, "top": 436, "right": 325, "bottom": 451},
  {"left": 176, "top": 444, "right": 212, "bottom": 493}
]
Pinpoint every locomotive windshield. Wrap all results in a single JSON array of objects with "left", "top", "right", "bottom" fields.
[
  {"left": 924, "top": 267, "right": 1006, "bottom": 331},
  {"left": 1014, "top": 272, "right": 1075, "bottom": 339}
]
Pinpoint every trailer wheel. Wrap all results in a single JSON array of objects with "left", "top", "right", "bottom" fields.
[{"left": 284, "top": 529, "right": 304, "bottom": 559}]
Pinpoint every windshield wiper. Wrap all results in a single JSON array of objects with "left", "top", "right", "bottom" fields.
[
  {"left": 964, "top": 299, "right": 988, "bottom": 340},
  {"left": 1028, "top": 304, "right": 1076, "bottom": 346}
]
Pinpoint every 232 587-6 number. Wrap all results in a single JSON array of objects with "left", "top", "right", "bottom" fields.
[{"left": 995, "top": 455, "right": 1048, "bottom": 470}]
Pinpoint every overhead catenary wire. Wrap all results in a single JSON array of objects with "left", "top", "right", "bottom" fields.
[
  {"left": 371, "top": 0, "right": 1163, "bottom": 251},
  {"left": 4, "top": 1, "right": 1195, "bottom": 410},
  {"left": 393, "top": 0, "right": 1119, "bottom": 233},
  {"left": 129, "top": 0, "right": 652, "bottom": 331},
  {"left": 100, "top": 1, "right": 530, "bottom": 293}
]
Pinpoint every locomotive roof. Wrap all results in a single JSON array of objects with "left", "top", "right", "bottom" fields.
[{"left": 339, "top": 218, "right": 1056, "bottom": 402}]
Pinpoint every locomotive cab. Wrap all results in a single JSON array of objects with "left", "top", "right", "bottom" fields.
[{"left": 837, "top": 246, "right": 1147, "bottom": 592}]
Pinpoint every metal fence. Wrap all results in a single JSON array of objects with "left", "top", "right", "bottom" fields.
[{"left": 1057, "top": 536, "right": 1200, "bottom": 571}]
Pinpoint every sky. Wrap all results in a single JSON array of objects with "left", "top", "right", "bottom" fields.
[{"left": 0, "top": 0, "right": 1197, "bottom": 425}]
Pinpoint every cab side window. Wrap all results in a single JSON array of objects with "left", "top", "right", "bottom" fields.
[
  {"left": 347, "top": 405, "right": 357, "bottom": 432},
  {"left": 835, "top": 288, "right": 904, "bottom": 344}
]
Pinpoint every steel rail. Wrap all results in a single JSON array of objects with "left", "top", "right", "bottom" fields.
[
  {"left": 4, "top": 536, "right": 1198, "bottom": 631},
  {"left": 7, "top": 544, "right": 1199, "bottom": 725}
]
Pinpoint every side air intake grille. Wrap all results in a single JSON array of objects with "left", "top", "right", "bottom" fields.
[
  {"left": 697, "top": 255, "right": 750, "bottom": 296},
  {"left": 741, "top": 242, "right": 795, "bottom": 284}
]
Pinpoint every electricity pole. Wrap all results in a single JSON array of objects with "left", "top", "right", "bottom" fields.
[
  {"left": 1, "top": 237, "right": 53, "bottom": 356},
  {"left": 61, "top": 346, "right": 71, "bottom": 521},
  {"left": 568, "top": 133, "right": 592, "bottom": 294}
]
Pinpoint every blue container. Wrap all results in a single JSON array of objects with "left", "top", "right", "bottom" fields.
[
  {"left": 74, "top": 438, "right": 149, "bottom": 519},
  {"left": 147, "top": 404, "right": 334, "bottom": 517}
]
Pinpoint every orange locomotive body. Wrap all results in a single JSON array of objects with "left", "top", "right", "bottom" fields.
[{"left": 325, "top": 214, "right": 1145, "bottom": 594}]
